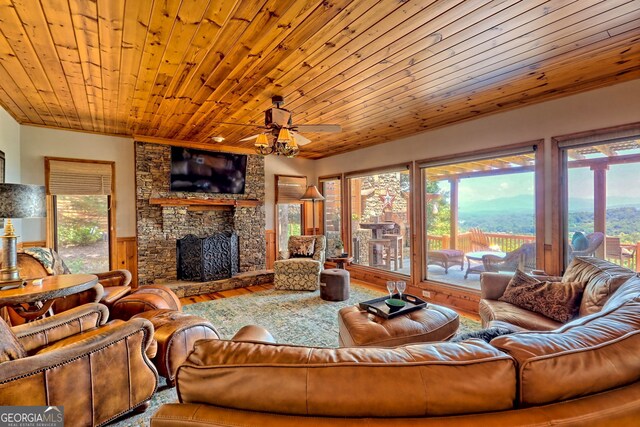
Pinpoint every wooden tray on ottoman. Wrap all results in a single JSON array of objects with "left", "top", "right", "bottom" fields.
[{"left": 359, "top": 293, "right": 427, "bottom": 319}]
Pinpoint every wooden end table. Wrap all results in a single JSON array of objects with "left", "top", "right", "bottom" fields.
[
  {"left": 0, "top": 274, "right": 99, "bottom": 321},
  {"left": 326, "top": 256, "right": 354, "bottom": 269}
]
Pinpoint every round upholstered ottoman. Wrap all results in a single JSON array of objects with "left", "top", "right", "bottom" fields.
[
  {"left": 320, "top": 269, "right": 350, "bottom": 301},
  {"left": 338, "top": 304, "right": 459, "bottom": 347},
  {"left": 110, "top": 285, "right": 182, "bottom": 321},
  {"left": 133, "top": 309, "right": 220, "bottom": 386}
]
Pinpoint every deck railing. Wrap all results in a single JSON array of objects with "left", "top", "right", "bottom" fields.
[{"left": 426, "top": 233, "right": 639, "bottom": 271}]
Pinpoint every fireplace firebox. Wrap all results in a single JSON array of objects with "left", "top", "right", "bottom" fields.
[{"left": 177, "top": 232, "right": 239, "bottom": 281}]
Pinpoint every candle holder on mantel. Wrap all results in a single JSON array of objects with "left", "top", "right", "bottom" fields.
[{"left": 0, "top": 184, "right": 46, "bottom": 289}]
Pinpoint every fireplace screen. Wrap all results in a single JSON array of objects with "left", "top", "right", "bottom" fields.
[{"left": 177, "top": 232, "right": 239, "bottom": 281}]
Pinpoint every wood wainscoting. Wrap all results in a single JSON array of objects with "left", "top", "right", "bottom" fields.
[
  {"left": 115, "top": 237, "right": 138, "bottom": 288},
  {"left": 265, "top": 230, "right": 276, "bottom": 269}
]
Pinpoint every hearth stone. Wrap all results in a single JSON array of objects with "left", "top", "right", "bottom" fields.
[{"left": 177, "top": 232, "right": 239, "bottom": 281}]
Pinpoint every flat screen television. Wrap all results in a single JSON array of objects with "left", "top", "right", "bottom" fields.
[{"left": 170, "top": 147, "right": 248, "bottom": 194}]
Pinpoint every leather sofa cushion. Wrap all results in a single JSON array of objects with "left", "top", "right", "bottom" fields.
[
  {"left": 602, "top": 275, "right": 640, "bottom": 311},
  {"left": 479, "top": 299, "right": 563, "bottom": 331},
  {"left": 562, "top": 257, "right": 635, "bottom": 316},
  {"left": 177, "top": 339, "right": 515, "bottom": 417},
  {"left": 0, "top": 318, "right": 26, "bottom": 362},
  {"left": 492, "top": 299, "right": 640, "bottom": 406}
]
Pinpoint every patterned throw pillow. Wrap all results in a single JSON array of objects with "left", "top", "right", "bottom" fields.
[
  {"left": 288, "top": 237, "right": 315, "bottom": 258},
  {"left": 499, "top": 269, "right": 586, "bottom": 323},
  {"left": 0, "top": 317, "right": 26, "bottom": 362}
]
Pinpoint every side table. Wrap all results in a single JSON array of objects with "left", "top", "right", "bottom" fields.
[{"left": 326, "top": 256, "right": 354, "bottom": 269}]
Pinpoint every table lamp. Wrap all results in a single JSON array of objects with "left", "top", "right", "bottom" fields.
[
  {"left": 0, "top": 184, "right": 46, "bottom": 286},
  {"left": 300, "top": 185, "right": 325, "bottom": 235}
]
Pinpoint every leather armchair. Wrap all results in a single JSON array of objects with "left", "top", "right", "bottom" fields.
[
  {"left": 0, "top": 303, "right": 158, "bottom": 426},
  {"left": 17, "top": 248, "right": 132, "bottom": 317}
]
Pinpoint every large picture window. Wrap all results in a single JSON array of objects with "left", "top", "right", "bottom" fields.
[
  {"left": 275, "top": 175, "right": 306, "bottom": 253},
  {"left": 45, "top": 157, "right": 115, "bottom": 272},
  {"left": 557, "top": 129, "right": 640, "bottom": 272},
  {"left": 347, "top": 166, "right": 411, "bottom": 276},
  {"left": 420, "top": 145, "right": 541, "bottom": 290}
]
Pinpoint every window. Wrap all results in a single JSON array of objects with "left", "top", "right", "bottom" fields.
[
  {"left": 347, "top": 166, "right": 411, "bottom": 276},
  {"left": 45, "top": 158, "right": 115, "bottom": 273},
  {"left": 558, "top": 130, "right": 640, "bottom": 271},
  {"left": 320, "top": 176, "right": 342, "bottom": 258},
  {"left": 420, "top": 145, "right": 541, "bottom": 290},
  {"left": 275, "top": 175, "right": 306, "bottom": 252}
]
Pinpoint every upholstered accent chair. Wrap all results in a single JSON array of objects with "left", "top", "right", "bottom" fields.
[
  {"left": 274, "top": 235, "right": 326, "bottom": 291},
  {"left": 0, "top": 303, "right": 157, "bottom": 426},
  {"left": 16, "top": 247, "right": 132, "bottom": 318}
]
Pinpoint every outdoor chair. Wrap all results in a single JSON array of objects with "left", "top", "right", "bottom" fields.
[
  {"left": 605, "top": 236, "right": 636, "bottom": 265},
  {"left": 469, "top": 227, "right": 492, "bottom": 251},
  {"left": 568, "top": 232, "right": 604, "bottom": 260},
  {"left": 482, "top": 242, "right": 536, "bottom": 273}
]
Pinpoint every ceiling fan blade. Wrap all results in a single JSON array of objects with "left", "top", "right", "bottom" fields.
[
  {"left": 294, "top": 124, "right": 341, "bottom": 133},
  {"left": 271, "top": 108, "right": 291, "bottom": 126},
  {"left": 211, "top": 121, "right": 264, "bottom": 128},
  {"left": 291, "top": 131, "right": 311, "bottom": 146},
  {"left": 240, "top": 134, "right": 261, "bottom": 141}
]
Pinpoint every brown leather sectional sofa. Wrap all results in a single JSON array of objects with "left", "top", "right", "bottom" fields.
[{"left": 151, "top": 257, "right": 640, "bottom": 426}]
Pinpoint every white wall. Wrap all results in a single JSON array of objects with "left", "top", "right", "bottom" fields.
[
  {"left": 0, "top": 108, "right": 23, "bottom": 238},
  {"left": 20, "top": 126, "right": 135, "bottom": 241},
  {"left": 264, "top": 155, "right": 316, "bottom": 230},
  {"left": 315, "top": 79, "right": 640, "bottom": 243}
]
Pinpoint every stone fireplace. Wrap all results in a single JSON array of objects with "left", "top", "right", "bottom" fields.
[{"left": 135, "top": 142, "right": 266, "bottom": 285}]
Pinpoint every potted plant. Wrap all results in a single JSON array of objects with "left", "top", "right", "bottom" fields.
[{"left": 335, "top": 239, "right": 345, "bottom": 257}]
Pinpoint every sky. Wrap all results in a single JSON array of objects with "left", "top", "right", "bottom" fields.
[{"left": 448, "top": 163, "right": 640, "bottom": 205}]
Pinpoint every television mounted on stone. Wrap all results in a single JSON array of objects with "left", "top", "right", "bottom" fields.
[{"left": 170, "top": 146, "right": 247, "bottom": 194}]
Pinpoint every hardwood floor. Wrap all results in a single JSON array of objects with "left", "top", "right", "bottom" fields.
[{"left": 179, "top": 278, "right": 481, "bottom": 322}]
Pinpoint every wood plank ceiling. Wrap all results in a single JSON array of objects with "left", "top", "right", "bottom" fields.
[{"left": 0, "top": 0, "right": 639, "bottom": 159}]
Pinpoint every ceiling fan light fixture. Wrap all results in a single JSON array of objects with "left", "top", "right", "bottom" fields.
[
  {"left": 255, "top": 133, "right": 269, "bottom": 147},
  {"left": 277, "top": 127, "right": 292, "bottom": 143}
]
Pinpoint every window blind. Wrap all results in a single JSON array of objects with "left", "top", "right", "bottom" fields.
[
  {"left": 47, "top": 159, "right": 113, "bottom": 196},
  {"left": 276, "top": 176, "right": 306, "bottom": 203}
]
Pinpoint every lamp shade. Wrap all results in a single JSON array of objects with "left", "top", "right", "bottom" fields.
[
  {"left": 0, "top": 184, "right": 46, "bottom": 218},
  {"left": 300, "top": 185, "right": 325, "bottom": 201}
]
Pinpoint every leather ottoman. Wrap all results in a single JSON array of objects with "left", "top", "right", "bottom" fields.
[
  {"left": 338, "top": 304, "right": 459, "bottom": 347},
  {"left": 110, "top": 285, "right": 182, "bottom": 321},
  {"left": 133, "top": 309, "right": 220, "bottom": 386},
  {"left": 320, "top": 269, "right": 350, "bottom": 301}
]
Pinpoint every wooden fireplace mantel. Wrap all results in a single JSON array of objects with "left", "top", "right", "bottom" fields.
[{"left": 149, "top": 198, "right": 262, "bottom": 209}]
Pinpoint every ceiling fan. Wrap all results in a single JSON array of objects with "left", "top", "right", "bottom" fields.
[{"left": 212, "top": 96, "right": 341, "bottom": 155}]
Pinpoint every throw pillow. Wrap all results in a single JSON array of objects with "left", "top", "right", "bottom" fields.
[
  {"left": 571, "top": 232, "right": 589, "bottom": 251},
  {"left": 288, "top": 237, "right": 315, "bottom": 258},
  {"left": 499, "top": 269, "right": 586, "bottom": 323},
  {"left": 450, "top": 326, "right": 514, "bottom": 343},
  {"left": 0, "top": 317, "right": 26, "bottom": 362}
]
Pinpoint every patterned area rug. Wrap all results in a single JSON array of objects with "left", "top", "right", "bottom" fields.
[{"left": 109, "top": 284, "right": 480, "bottom": 426}]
